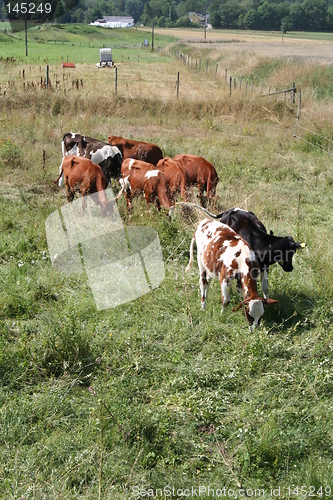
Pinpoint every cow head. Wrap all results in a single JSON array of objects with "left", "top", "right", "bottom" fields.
[
  {"left": 233, "top": 297, "right": 278, "bottom": 330},
  {"left": 278, "top": 237, "right": 306, "bottom": 272}
]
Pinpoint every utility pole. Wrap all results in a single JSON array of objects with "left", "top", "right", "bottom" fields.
[
  {"left": 25, "top": 14, "right": 28, "bottom": 56},
  {"left": 152, "top": 3, "right": 155, "bottom": 51},
  {"left": 204, "top": 3, "right": 207, "bottom": 40}
]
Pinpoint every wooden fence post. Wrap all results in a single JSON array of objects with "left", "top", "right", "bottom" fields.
[
  {"left": 297, "top": 88, "right": 301, "bottom": 119},
  {"left": 229, "top": 76, "right": 232, "bottom": 96},
  {"left": 292, "top": 82, "right": 296, "bottom": 104},
  {"left": 176, "top": 71, "right": 179, "bottom": 99},
  {"left": 46, "top": 65, "right": 49, "bottom": 88}
]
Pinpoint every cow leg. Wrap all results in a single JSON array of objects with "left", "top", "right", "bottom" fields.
[
  {"left": 81, "top": 192, "right": 88, "bottom": 215},
  {"left": 236, "top": 277, "right": 244, "bottom": 297},
  {"left": 220, "top": 278, "right": 231, "bottom": 314},
  {"left": 199, "top": 271, "right": 211, "bottom": 311},
  {"left": 261, "top": 268, "right": 269, "bottom": 299},
  {"left": 197, "top": 254, "right": 211, "bottom": 310},
  {"left": 155, "top": 197, "right": 161, "bottom": 211},
  {"left": 66, "top": 184, "right": 74, "bottom": 203},
  {"left": 197, "top": 183, "right": 206, "bottom": 207},
  {"left": 58, "top": 159, "right": 64, "bottom": 187},
  {"left": 125, "top": 189, "right": 132, "bottom": 211},
  {"left": 144, "top": 193, "right": 152, "bottom": 214}
]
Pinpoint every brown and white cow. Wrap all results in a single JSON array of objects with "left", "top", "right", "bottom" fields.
[
  {"left": 119, "top": 158, "right": 174, "bottom": 215},
  {"left": 55, "top": 155, "right": 115, "bottom": 217},
  {"left": 186, "top": 219, "right": 278, "bottom": 330},
  {"left": 173, "top": 154, "right": 219, "bottom": 206},
  {"left": 59, "top": 133, "right": 122, "bottom": 186},
  {"left": 156, "top": 157, "right": 190, "bottom": 200},
  {"left": 179, "top": 203, "right": 305, "bottom": 299},
  {"left": 108, "top": 135, "right": 163, "bottom": 166}
]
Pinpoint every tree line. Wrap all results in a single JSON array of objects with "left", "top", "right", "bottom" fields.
[{"left": 2, "top": 0, "right": 333, "bottom": 33}]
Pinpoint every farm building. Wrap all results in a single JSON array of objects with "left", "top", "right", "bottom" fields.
[
  {"left": 90, "top": 16, "right": 135, "bottom": 28},
  {"left": 189, "top": 11, "right": 209, "bottom": 26}
]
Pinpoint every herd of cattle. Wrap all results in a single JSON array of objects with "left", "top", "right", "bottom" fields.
[{"left": 55, "top": 132, "right": 306, "bottom": 329}]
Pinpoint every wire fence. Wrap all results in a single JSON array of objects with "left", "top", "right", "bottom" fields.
[{"left": 1, "top": 45, "right": 332, "bottom": 157}]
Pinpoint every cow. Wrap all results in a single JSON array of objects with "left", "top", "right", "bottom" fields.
[
  {"left": 186, "top": 219, "right": 278, "bottom": 330},
  {"left": 119, "top": 158, "right": 174, "bottom": 215},
  {"left": 173, "top": 154, "right": 219, "bottom": 206},
  {"left": 179, "top": 203, "right": 305, "bottom": 298},
  {"left": 84, "top": 141, "right": 122, "bottom": 184},
  {"left": 61, "top": 132, "right": 99, "bottom": 158},
  {"left": 54, "top": 155, "right": 115, "bottom": 217},
  {"left": 156, "top": 157, "right": 190, "bottom": 200},
  {"left": 108, "top": 135, "right": 163, "bottom": 166},
  {"left": 58, "top": 133, "right": 122, "bottom": 187}
]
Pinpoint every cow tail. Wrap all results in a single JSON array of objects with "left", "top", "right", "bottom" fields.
[
  {"left": 158, "top": 181, "right": 173, "bottom": 209},
  {"left": 175, "top": 202, "right": 223, "bottom": 219},
  {"left": 185, "top": 232, "right": 196, "bottom": 272},
  {"left": 181, "top": 175, "right": 187, "bottom": 200},
  {"left": 55, "top": 158, "right": 64, "bottom": 185}
]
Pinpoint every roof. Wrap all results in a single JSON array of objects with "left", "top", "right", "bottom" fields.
[
  {"left": 189, "top": 11, "right": 209, "bottom": 21},
  {"left": 91, "top": 16, "right": 135, "bottom": 27}
]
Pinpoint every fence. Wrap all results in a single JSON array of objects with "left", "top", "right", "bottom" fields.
[{"left": 2, "top": 54, "right": 332, "bottom": 157}]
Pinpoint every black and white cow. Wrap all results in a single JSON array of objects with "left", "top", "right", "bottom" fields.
[
  {"left": 58, "top": 132, "right": 122, "bottom": 186},
  {"left": 178, "top": 203, "right": 306, "bottom": 298}
]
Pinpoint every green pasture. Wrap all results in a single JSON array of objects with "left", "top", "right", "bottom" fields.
[
  {"left": 1, "top": 24, "right": 333, "bottom": 500},
  {"left": 0, "top": 23, "right": 176, "bottom": 64}
]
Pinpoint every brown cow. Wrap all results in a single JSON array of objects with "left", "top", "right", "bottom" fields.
[
  {"left": 55, "top": 155, "right": 115, "bottom": 217},
  {"left": 108, "top": 135, "right": 163, "bottom": 166},
  {"left": 186, "top": 219, "right": 278, "bottom": 330},
  {"left": 156, "top": 157, "right": 189, "bottom": 200},
  {"left": 119, "top": 158, "right": 174, "bottom": 215},
  {"left": 173, "top": 154, "right": 219, "bottom": 206}
]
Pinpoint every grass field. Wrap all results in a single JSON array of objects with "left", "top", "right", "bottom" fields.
[{"left": 1, "top": 25, "right": 333, "bottom": 499}]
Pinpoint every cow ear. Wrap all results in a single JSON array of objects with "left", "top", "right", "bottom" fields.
[
  {"left": 262, "top": 298, "right": 279, "bottom": 305},
  {"left": 270, "top": 230, "right": 274, "bottom": 236},
  {"left": 297, "top": 242, "right": 307, "bottom": 249}
]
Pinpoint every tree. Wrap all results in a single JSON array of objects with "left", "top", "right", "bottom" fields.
[
  {"left": 244, "top": 8, "right": 261, "bottom": 29},
  {"left": 125, "top": 0, "right": 143, "bottom": 22},
  {"left": 220, "top": 0, "right": 246, "bottom": 28},
  {"left": 303, "top": 0, "right": 328, "bottom": 30},
  {"left": 54, "top": 0, "right": 66, "bottom": 19},
  {"left": 175, "top": 15, "right": 192, "bottom": 26},
  {"left": 281, "top": 15, "right": 292, "bottom": 33},
  {"left": 327, "top": 5, "right": 333, "bottom": 30},
  {"left": 289, "top": 2, "right": 307, "bottom": 31},
  {"left": 209, "top": 10, "right": 223, "bottom": 28},
  {"left": 91, "top": 4, "right": 102, "bottom": 20}
]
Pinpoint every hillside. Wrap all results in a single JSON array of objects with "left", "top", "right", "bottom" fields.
[{"left": 1, "top": 25, "right": 333, "bottom": 499}]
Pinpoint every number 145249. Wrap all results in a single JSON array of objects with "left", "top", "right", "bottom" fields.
[
  {"left": 287, "top": 486, "right": 331, "bottom": 497},
  {"left": 6, "top": 3, "right": 52, "bottom": 14}
]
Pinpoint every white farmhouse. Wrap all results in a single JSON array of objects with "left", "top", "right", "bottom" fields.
[{"left": 90, "top": 16, "right": 135, "bottom": 28}]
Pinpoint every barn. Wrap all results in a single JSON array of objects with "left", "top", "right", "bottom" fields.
[{"left": 90, "top": 16, "right": 135, "bottom": 28}]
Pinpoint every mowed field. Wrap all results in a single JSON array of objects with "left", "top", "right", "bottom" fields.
[{"left": 1, "top": 25, "right": 333, "bottom": 499}]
